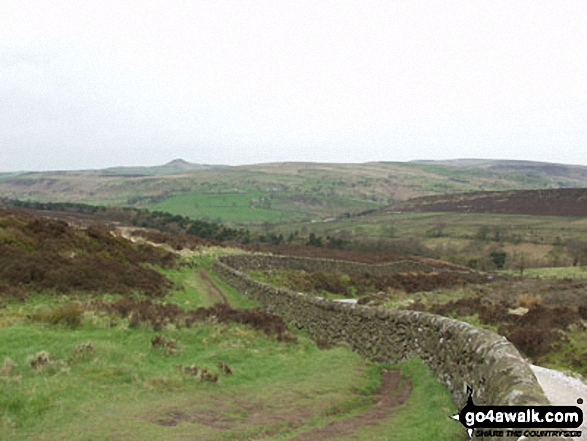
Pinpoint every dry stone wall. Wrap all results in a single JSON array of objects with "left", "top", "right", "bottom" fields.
[
  {"left": 215, "top": 255, "right": 545, "bottom": 405},
  {"left": 213, "top": 254, "right": 560, "bottom": 440},
  {"left": 218, "top": 253, "right": 437, "bottom": 276}
]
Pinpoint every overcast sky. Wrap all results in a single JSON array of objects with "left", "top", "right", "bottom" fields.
[{"left": 1, "top": 1, "right": 586, "bottom": 171}]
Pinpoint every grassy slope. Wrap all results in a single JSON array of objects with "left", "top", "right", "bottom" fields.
[
  {"left": 0, "top": 253, "right": 463, "bottom": 441},
  {"left": 148, "top": 191, "right": 294, "bottom": 223},
  {"left": 3, "top": 160, "right": 586, "bottom": 225}
]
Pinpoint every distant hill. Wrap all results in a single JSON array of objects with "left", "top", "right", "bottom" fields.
[
  {"left": 3, "top": 158, "right": 587, "bottom": 225},
  {"left": 382, "top": 188, "right": 587, "bottom": 217},
  {"left": 101, "top": 158, "right": 228, "bottom": 176},
  {"left": 410, "top": 159, "right": 587, "bottom": 180}
]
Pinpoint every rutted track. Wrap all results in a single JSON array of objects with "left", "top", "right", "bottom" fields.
[
  {"left": 199, "top": 270, "right": 227, "bottom": 305},
  {"left": 292, "top": 369, "right": 411, "bottom": 441}
]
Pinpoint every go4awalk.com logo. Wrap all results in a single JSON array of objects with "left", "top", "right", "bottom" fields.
[{"left": 451, "top": 387, "right": 583, "bottom": 439}]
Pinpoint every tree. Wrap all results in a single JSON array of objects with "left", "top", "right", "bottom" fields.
[
  {"left": 307, "top": 233, "right": 323, "bottom": 247},
  {"left": 490, "top": 251, "right": 507, "bottom": 270},
  {"left": 517, "top": 252, "right": 529, "bottom": 277}
]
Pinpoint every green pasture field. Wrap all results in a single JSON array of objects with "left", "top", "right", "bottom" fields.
[
  {"left": 147, "top": 191, "right": 381, "bottom": 225},
  {"left": 148, "top": 191, "right": 293, "bottom": 223},
  {"left": 0, "top": 253, "right": 464, "bottom": 441}
]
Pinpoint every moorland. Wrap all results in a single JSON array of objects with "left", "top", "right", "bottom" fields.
[{"left": 2, "top": 158, "right": 587, "bottom": 440}]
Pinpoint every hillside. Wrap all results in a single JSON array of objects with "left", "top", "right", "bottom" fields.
[
  {"left": 382, "top": 188, "right": 587, "bottom": 217},
  {"left": 101, "top": 159, "right": 227, "bottom": 176},
  {"left": 2, "top": 159, "right": 587, "bottom": 225},
  {"left": 0, "top": 209, "right": 462, "bottom": 440},
  {"left": 411, "top": 158, "right": 587, "bottom": 180},
  {"left": 0, "top": 208, "right": 174, "bottom": 298}
]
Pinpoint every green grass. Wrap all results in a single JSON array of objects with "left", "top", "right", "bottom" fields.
[
  {"left": 147, "top": 191, "right": 382, "bottom": 225},
  {"left": 266, "top": 211, "right": 587, "bottom": 270},
  {"left": 161, "top": 255, "right": 259, "bottom": 309},
  {"left": 0, "top": 251, "right": 463, "bottom": 440},
  {"left": 348, "top": 358, "right": 464, "bottom": 441},
  {"left": 0, "top": 319, "right": 377, "bottom": 440},
  {"left": 148, "top": 191, "right": 294, "bottom": 223}
]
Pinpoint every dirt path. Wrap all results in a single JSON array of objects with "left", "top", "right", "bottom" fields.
[
  {"left": 531, "top": 364, "right": 587, "bottom": 440},
  {"left": 199, "top": 270, "right": 228, "bottom": 305},
  {"left": 292, "top": 369, "right": 411, "bottom": 441}
]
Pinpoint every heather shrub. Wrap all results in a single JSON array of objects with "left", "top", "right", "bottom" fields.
[
  {"left": 505, "top": 326, "right": 564, "bottom": 358},
  {"left": 185, "top": 303, "right": 294, "bottom": 342},
  {"left": 0, "top": 210, "right": 176, "bottom": 297}
]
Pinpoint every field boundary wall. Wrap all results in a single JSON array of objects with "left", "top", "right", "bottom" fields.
[{"left": 213, "top": 255, "right": 550, "bottom": 413}]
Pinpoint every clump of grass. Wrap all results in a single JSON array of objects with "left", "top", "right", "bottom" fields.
[
  {"left": 518, "top": 293, "right": 541, "bottom": 309},
  {"left": 91, "top": 298, "right": 183, "bottom": 331},
  {"left": 176, "top": 364, "right": 219, "bottom": 382},
  {"left": 199, "top": 369, "right": 219, "bottom": 383},
  {"left": 68, "top": 341, "right": 95, "bottom": 365},
  {"left": 90, "top": 298, "right": 296, "bottom": 341},
  {"left": 0, "top": 283, "right": 28, "bottom": 302},
  {"left": 218, "top": 362, "right": 232, "bottom": 375},
  {"left": 151, "top": 335, "right": 182, "bottom": 355},
  {"left": 29, "top": 351, "right": 53, "bottom": 370},
  {"left": 0, "top": 357, "right": 17, "bottom": 375},
  {"left": 28, "top": 303, "right": 84, "bottom": 327},
  {"left": 74, "top": 341, "right": 94, "bottom": 354}
]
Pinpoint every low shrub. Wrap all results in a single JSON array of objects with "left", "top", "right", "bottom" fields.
[
  {"left": 89, "top": 299, "right": 295, "bottom": 341},
  {"left": 90, "top": 298, "right": 183, "bottom": 330},
  {"left": 504, "top": 326, "right": 564, "bottom": 358},
  {"left": 517, "top": 293, "right": 541, "bottom": 309},
  {"left": 185, "top": 303, "right": 295, "bottom": 341},
  {"left": 28, "top": 303, "right": 84, "bottom": 327},
  {"left": 0, "top": 283, "right": 28, "bottom": 302}
]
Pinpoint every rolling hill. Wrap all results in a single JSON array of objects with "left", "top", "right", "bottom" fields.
[
  {"left": 2, "top": 158, "right": 587, "bottom": 225},
  {"left": 382, "top": 188, "right": 587, "bottom": 217}
]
